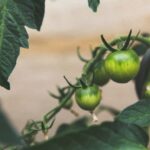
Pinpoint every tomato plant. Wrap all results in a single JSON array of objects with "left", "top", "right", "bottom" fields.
[{"left": 1, "top": 1, "right": 150, "bottom": 150}]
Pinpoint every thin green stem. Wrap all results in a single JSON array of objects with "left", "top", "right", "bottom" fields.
[
  {"left": 77, "top": 47, "right": 89, "bottom": 63},
  {"left": 44, "top": 87, "right": 75, "bottom": 122}
]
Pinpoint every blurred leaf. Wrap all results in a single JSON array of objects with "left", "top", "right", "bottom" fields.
[
  {"left": 24, "top": 121, "right": 148, "bottom": 150},
  {"left": 56, "top": 117, "right": 89, "bottom": 136},
  {"left": 0, "top": 109, "right": 23, "bottom": 146},
  {"left": 117, "top": 99, "right": 150, "bottom": 127},
  {"left": 135, "top": 49, "right": 150, "bottom": 98},
  {"left": 0, "top": 0, "right": 45, "bottom": 89},
  {"left": 88, "top": 0, "right": 100, "bottom": 12},
  {"left": 133, "top": 44, "right": 149, "bottom": 56}
]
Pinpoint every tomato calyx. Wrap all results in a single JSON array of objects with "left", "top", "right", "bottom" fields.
[
  {"left": 64, "top": 73, "right": 95, "bottom": 90},
  {"left": 77, "top": 47, "right": 89, "bottom": 63},
  {"left": 101, "top": 29, "right": 136, "bottom": 52}
]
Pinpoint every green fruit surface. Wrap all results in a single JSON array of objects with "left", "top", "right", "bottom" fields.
[
  {"left": 63, "top": 99, "right": 73, "bottom": 109},
  {"left": 93, "top": 60, "right": 109, "bottom": 86},
  {"left": 142, "top": 81, "right": 150, "bottom": 99},
  {"left": 105, "top": 49, "right": 140, "bottom": 83},
  {"left": 75, "top": 85, "right": 101, "bottom": 111}
]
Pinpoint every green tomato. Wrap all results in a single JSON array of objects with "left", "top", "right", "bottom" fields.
[
  {"left": 75, "top": 85, "right": 101, "bottom": 111},
  {"left": 63, "top": 99, "right": 73, "bottom": 109},
  {"left": 104, "top": 49, "right": 140, "bottom": 83},
  {"left": 83, "top": 60, "right": 109, "bottom": 86},
  {"left": 93, "top": 60, "right": 109, "bottom": 86},
  {"left": 142, "top": 81, "right": 150, "bottom": 99}
]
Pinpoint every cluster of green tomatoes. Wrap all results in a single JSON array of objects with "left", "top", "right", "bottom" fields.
[{"left": 51, "top": 30, "right": 143, "bottom": 121}]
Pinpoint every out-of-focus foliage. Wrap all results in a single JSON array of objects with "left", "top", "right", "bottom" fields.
[{"left": 0, "top": 0, "right": 45, "bottom": 89}]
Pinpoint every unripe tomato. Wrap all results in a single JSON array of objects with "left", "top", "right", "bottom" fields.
[
  {"left": 63, "top": 99, "right": 73, "bottom": 109},
  {"left": 75, "top": 85, "right": 101, "bottom": 111},
  {"left": 105, "top": 49, "right": 140, "bottom": 83},
  {"left": 83, "top": 60, "right": 109, "bottom": 86},
  {"left": 142, "top": 81, "right": 150, "bottom": 99},
  {"left": 93, "top": 60, "right": 109, "bottom": 86}
]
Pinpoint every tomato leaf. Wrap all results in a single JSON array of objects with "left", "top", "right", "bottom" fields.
[
  {"left": 134, "top": 49, "right": 150, "bottom": 98},
  {"left": 15, "top": 0, "right": 45, "bottom": 31},
  {"left": 88, "top": 0, "right": 100, "bottom": 12},
  {"left": 117, "top": 99, "right": 150, "bottom": 127},
  {"left": 0, "top": 109, "right": 22, "bottom": 146},
  {"left": 0, "top": 0, "right": 45, "bottom": 89},
  {"left": 56, "top": 117, "right": 89, "bottom": 136},
  {"left": 24, "top": 121, "right": 148, "bottom": 150}
]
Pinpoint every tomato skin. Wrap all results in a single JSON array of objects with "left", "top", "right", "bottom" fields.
[
  {"left": 83, "top": 60, "right": 109, "bottom": 86},
  {"left": 75, "top": 85, "right": 101, "bottom": 111},
  {"left": 93, "top": 60, "right": 109, "bottom": 86},
  {"left": 142, "top": 81, "right": 150, "bottom": 99},
  {"left": 104, "top": 49, "right": 140, "bottom": 83},
  {"left": 63, "top": 99, "right": 73, "bottom": 109}
]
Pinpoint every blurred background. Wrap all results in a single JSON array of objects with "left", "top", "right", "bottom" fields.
[{"left": 0, "top": 0, "right": 150, "bottom": 141}]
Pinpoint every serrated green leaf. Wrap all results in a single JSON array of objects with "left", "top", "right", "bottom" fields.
[
  {"left": 24, "top": 121, "right": 148, "bottom": 150},
  {"left": 88, "top": 0, "right": 100, "bottom": 12},
  {"left": 14, "top": 0, "right": 45, "bottom": 31},
  {"left": 117, "top": 99, "right": 150, "bottom": 127},
  {"left": 0, "top": 0, "right": 45, "bottom": 89}
]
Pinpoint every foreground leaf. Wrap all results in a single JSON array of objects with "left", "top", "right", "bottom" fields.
[
  {"left": 0, "top": 109, "right": 22, "bottom": 146},
  {"left": 24, "top": 121, "right": 148, "bottom": 150},
  {"left": 56, "top": 117, "right": 89, "bottom": 136},
  {"left": 117, "top": 99, "right": 150, "bottom": 127},
  {"left": 0, "top": 0, "right": 45, "bottom": 89},
  {"left": 88, "top": 0, "right": 100, "bottom": 12}
]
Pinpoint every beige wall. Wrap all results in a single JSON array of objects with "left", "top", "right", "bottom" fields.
[{"left": 30, "top": 0, "right": 150, "bottom": 38}]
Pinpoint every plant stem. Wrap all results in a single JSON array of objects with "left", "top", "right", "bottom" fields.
[{"left": 70, "top": 109, "right": 79, "bottom": 117}]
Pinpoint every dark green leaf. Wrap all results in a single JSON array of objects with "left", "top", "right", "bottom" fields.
[
  {"left": 117, "top": 99, "right": 150, "bottom": 127},
  {"left": 56, "top": 117, "right": 89, "bottom": 136},
  {"left": 24, "top": 121, "right": 148, "bottom": 150},
  {"left": 14, "top": 0, "right": 45, "bottom": 31},
  {"left": 135, "top": 49, "right": 150, "bottom": 98},
  {"left": 0, "top": 109, "right": 23, "bottom": 146},
  {"left": 88, "top": 0, "right": 100, "bottom": 12},
  {"left": 0, "top": 0, "right": 45, "bottom": 89}
]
